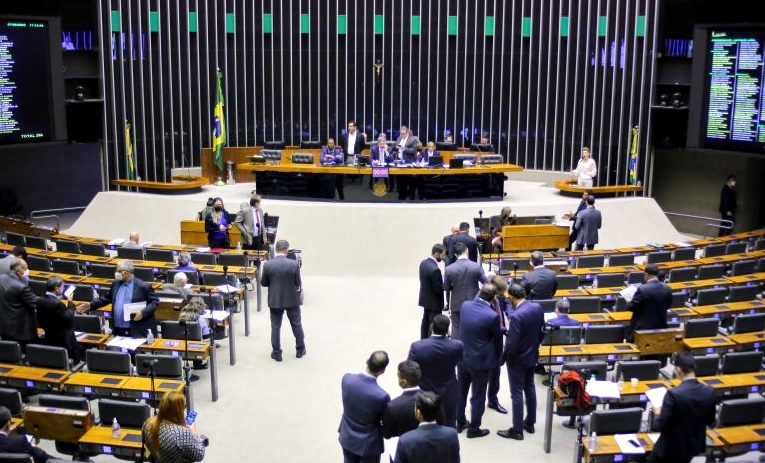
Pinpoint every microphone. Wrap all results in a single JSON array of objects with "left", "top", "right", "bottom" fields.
[
  {"left": 479, "top": 210, "right": 483, "bottom": 218},
  {"left": 513, "top": 263, "right": 519, "bottom": 279},
  {"left": 142, "top": 359, "right": 159, "bottom": 368}
]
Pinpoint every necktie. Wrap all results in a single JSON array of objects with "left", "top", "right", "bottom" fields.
[
  {"left": 493, "top": 300, "right": 506, "bottom": 329},
  {"left": 255, "top": 209, "right": 261, "bottom": 236}
]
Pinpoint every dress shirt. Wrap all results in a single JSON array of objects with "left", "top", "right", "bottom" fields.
[
  {"left": 113, "top": 279, "right": 134, "bottom": 329},
  {"left": 251, "top": 206, "right": 262, "bottom": 236},
  {"left": 574, "top": 158, "right": 597, "bottom": 182},
  {"left": 347, "top": 132, "right": 357, "bottom": 154}
]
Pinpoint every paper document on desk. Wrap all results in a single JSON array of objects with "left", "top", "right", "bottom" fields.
[
  {"left": 553, "top": 221, "right": 572, "bottom": 228},
  {"left": 123, "top": 302, "right": 146, "bottom": 322},
  {"left": 585, "top": 380, "right": 621, "bottom": 399},
  {"left": 107, "top": 336, "right": 146, "bottom": 351},
  {"left": 215, "top": 284, "right": 239, "bottom": 294},
  {"left": 385, "top": 437, "right": 399, "bottom": 461},
  {"left": 674, "top": 241, "right": 692, "bottom": 247},
  {"left": 614, "top": 434, "right": 646, "bottom": 454},
  {"left": 108, "top": 238, "right": 125, "bottom": 246},
  {"left": 647, "top": 433, "right": 660, "bottom": 443},
  {"left": 202, "top": 310, "right": 230, "bottom": 322},
  {"left": 619, "top": 285, "right": 639, "bottom": 302},
  {"left": 644, "top": 386, "right": 667, "bottom": 407},
  {"left": 195, "top": 247, "right": 211, "bottom": 252}
]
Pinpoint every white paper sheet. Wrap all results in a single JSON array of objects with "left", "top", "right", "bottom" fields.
[
  {"left": 619, "top": 285, "right": 639, "bottom": 302},
  {"left": 614, "top": 434, "right": 646, "bottom": 454},
  {"left": 123, "top": 301, "right": 146, "bottom": 322},
  {"left": 585, "top": 380, "right": 621, "bottom": 399},
  {"left": 107, "top": 336, "right": 146, "bottom": 351},
  {"left": 644, "top": 386, "right": 667, "bottom": 407},
  {"left": 215, "top": 284, "right": 239, "bottom": 294},
  {"left": 647, "top": 433, "right": 660, "bottom": 443},
  {"left": 195, "top": 247, "right": 211, "bottom": 252},
  {"left": 108, "top": 238, "right": 125, "bottom": 246},
  {"left": 202, "top": 309, "right": 230, "bottom": 322}
]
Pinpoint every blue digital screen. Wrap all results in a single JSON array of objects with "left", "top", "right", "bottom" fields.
[{"left": 84, "top": 386, "right": 92, "bottom": 394}]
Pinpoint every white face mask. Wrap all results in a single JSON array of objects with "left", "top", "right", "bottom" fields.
[
  {"left": 114, "top": 271, "right": 124, "bottom": 281},
  {"left": 22, "top": 269, "right": 29, "bottom": 278},
  {"left": 730, "top": 181, "right": 736, "bottom": 188}
]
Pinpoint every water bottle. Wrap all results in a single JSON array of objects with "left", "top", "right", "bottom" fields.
[
  {"left": 592, "top": 276, "right": 598, "bottom": 290},
  {"left": 236, "top": 241, "right": 242, "bottom": 251},
  {"left": 590, "top": 373, "right": 596, "bottom": 383},
  {"left": 146, "top": 329, "right": 154, "bottom": 343},
  {"left": 617, "top": 372, "right": 625, "bottom": 391},
  {"left": 589, "top": 432, "right": 598, "bottom": 452},
  {"left": 111, "top": 417, "right": 121, "bottom": 438}
]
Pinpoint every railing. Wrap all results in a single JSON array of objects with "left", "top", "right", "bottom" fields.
[
  {"left": 664, "top": 211, "right": 733, "bottom": 238},
  {"left": 30, "top": 206, "right": 88, "bottom": 232}
]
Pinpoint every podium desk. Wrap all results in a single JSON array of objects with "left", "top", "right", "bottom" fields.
[
  {"left": 0, "top": 364, "right": 73, "bottom": 391},
  {"left": 48, "top": 252, "right": 112, "bottom": 265},
  {"left": 121, "top": 377, "right": 184, "bottom": 401},
  {"left": 683, "top": 335, "right": 735, "bottom": 354},
  {"left": 583, "top": 433, "right": 653, "bottom": 462},
  {"left": 79, "top": 425, "right": 144, "bottom": 460},
  {"left": 668, "top": 277, "right": 730, "bottom": 292},
  {"left": 725, "top": 272, "right": 765, "bottom": 285},
  {"left": 538, "top": 343, "right": 640, "bottom": 365},
  {"left": 728, "top": 331, "right": 765, "bottom": 350},
  {"left": 64, "top": 372, "right": 129, "bottom": 398},
  {"left": 693, "top": 300, "right": 765, "bottom": 318},
  {"left": 568, "top": 265, "right": 641, "bottom": 276},
  {"left": 570, "top": 313, "right": 613, "bottom": 324}
]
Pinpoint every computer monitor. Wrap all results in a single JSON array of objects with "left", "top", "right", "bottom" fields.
[
  {"left": 449, "top": 158, "right": 464, "bottom": 169},
  {"left": 427, "top": 155, "right": 443, "bottom": 167},
  {"left": 470, "top": 143, "right": 494, "bottom": 152}
]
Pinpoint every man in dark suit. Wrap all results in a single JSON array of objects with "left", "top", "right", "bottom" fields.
[
  {"left": 456, "top": 283, "right": 503, "bottom": 438},
  {"left": 444, "top": 242, "right": 489, "bottom": 340},
  {"left": 0, "top": 259, "right": 38, "bottom": 349},
  {"left": 574, "top": 195, "right": 602, "bottom": 251},
  {"left": 418, "top": 244, "right": 446, "bottom": 339},
  {"left": 487, "top": 276, "right": 510, "bottom": 415},
  {"left": 519, "top": 251, "right": 558, "bottom": 300},
  {"left": 260, "top": 239, "right": 306, "bottom": 361},
  {"left": 718, "top": 174, "right": 736, "bottom": 236},
  {"left": 339, "top": 351, "right": 391, "bottom": 463},
  {"left": 626, "top": 264, "right": 671, "bottom": 342},
  {"left": 77, "top": 260, "right": 158, "bottom": 339},
  {"left": 35, "top": 276, "right": 80, "bottom": 362},
  {"left": 450, "top": 222, "right": 479, "bottom": 262},
  {"left": 498, "top": 284, "right": 545, "bottom": 440},
  {"left": 650, "top": 353, "right": 716, "bottom": 463},
  {"left": 0, "top": 406, "right": 54, "bottom": 463},
  {"left": 394, "top": 392, "right": 460, "bottom": 463},
  {"left": 442, "top": 224, "right": 460, "bottom": 266},
  {"left": 382, "top": 361, "right": 421, "bottom": 439},
  {"left": 408, "top": 315, "right": 464, "bottom": 428},
  {"left": 563, "top": 190, "right": 590, "bottom": 250},
  {"left": 546, "top": 298, "right": 580, "bottom": 327}
]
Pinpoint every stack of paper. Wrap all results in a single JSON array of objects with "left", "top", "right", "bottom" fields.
[
  {"left": 619, "top": 285, "right": 639, "bottom": 302},
  {"left": 644, "top": 386, "right": 667, "bottom": 407},
  {"left": 107, "top": 336, "right": 146, "bottom": 351},
  {"left": 585, "top": 380, "right": 621, "bottom": 400},
  {"left": 614, "top": 434, "right": 646, "bottom": 454}
]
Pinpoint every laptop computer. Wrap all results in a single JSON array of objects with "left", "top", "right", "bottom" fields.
[
  {"left": 428, "top": 155, "right": 443, "bottom": 167},
  {"left": 449, "top": 158, "right": 464, "bottom": 169}
]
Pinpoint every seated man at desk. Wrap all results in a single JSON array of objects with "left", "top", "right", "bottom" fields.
[
  {"left": 0, "top": 406, "right": 54, "bottom": 463},
  {"left": 77, "top": 260, "right": 159, "bottom": 338},
  {"left": 174, "top": 252, "right": 203, "bottom": 285},
  {"left": 321, "top": 138, "right": 344, "bottom": 165}
]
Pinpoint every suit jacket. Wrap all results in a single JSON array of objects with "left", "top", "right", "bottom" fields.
[
  {"left": 394, "top": 423, "right": 460, "bottom": 463},
  {"left": 393, "top": 135, "right": 421, "bottom": 161},
  {"left": 443, "top": 258, "right": 487, "bottom": 313},
  {"left": 89, "top": 277, "right": 159, "bottom": 338},
  {"left": 407, "top": 336, "right": 463, "bottom": 402},
  {"left": 260, "top": 255, "right": 302, "bottom": 309},
  {"left": 626, "top": 279, "right": 672, "bottom": 341},
  {"left": 381, "top": 389, "right": 420, "bottom": 439},
  {"left": 338, "top": 373, "right": 391, "bottom": 457},
  {"left": 418, "top": 257, "right": 444, "bottom": 312},
  {"left": 504, "top": 300, "right": 545, "bottom": 368},
  {"left": 0, "top": 273, "right": 39, "bottom": 341},
  {"left": 340, "top": 131, "right": 366, "bottom": 156},
  {"left": 204, "top": 210, "right": 232, "bottom": 247},
  {"left": 520, "top": 266, "right": 558, "bottom": 300},
  {"left": 234, "top": 203, "right": 266, "bottom": 247},
  {"left": 459, "top": 299, "right": 503, "bottom": 371},
  {"left": 574, "top": 206, "right": 602, "bottom": 246},
  {"left": 450, "top": 233, "right": 479, "bottom": 262},
  {"left": 0, "top": 254, "right": 14, "bottom": 274},
  {"left": 370, "top": 145, "right": 393, "bottom": 165},
  {"left": 0, "top": 433, "right": 53, "bottom": 463},
  {"left": 719, "top": 184, "right": 736, "bottom": 216},
  {"left": 653, "top": 378, "right": 716, "bottom": 461},
  {"left": 547, "top": 314, "right": 580, "bottom": 327},
  {"left": 35, "top": 293, "right": 78, "bottom": 357},
  {"left": 442, "top": 234, "right": 457, "bottom": 265}
]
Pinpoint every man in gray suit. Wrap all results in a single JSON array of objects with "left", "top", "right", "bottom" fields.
[
  {"left": 261, "top": 239, "right": 305, "bottom": 362},
  {"left": 444, "top": 242, "right": 489, "bottom": 340},
  {"left": 574, "top": 196, "right": 602, "bottom": 251},
  {"left": 234, "top": 194, "right": 267, "bottom": 251},
  {"left": 0, "top": 259, "right": 39, "bottom": 348},
  {"left": 519, "top": 251, "right": 558, "bottom": 300}
]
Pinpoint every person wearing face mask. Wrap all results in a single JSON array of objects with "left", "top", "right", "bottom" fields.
[
  {"left": 204, "top": 197, "right": 232, "bottom": 249},
  {"left": 0, "top": 259, "right": 39, "bottom": 350},
  {"left": 718, "top": 174, "right": 737, "bottom": 236},
  {"left": 418, "top": 244, "right": 447, "bottom": 339},
  {"left": 77, "top": 260, "right": 159, "bottom": 338},
  {"left": 35, "top": 276, "right": 80, "bottom": 362}
]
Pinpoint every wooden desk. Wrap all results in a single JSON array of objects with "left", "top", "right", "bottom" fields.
[
  {"left": 538, "top": 343, "right": 640, "bottom": 365},
  {"left": 697, "top": 250, "right": 765, "bottom": 266},
  {"left": 48, "top": 251, "right": 112, "bottom": 265},
  {"left": 587, "top": 287, "right": 624, "bottom": 296},
  {"left": 554, "top": 179, "right": 644, "bottom": 196},
  {"left": 0, "top": 364, "right": 73, "bottom": 391},
  {"left": 728, "top": 331, "right": 765, "bottom": 350},
  {"left": 10, "top": 417, "right": 22, "bottom": 434},
  {"left": 138, "top": 338, "right": 217, "bottom": 404},
  {"left": 554, "top": 288, "right": 591, "bottom": 298},
  {"left": 569, "top": 313, "right": 614, "bottom": 324},
  {"left": 683, "top": 335, "right": 735, "bottom": 354},
  {"left": 714, "top": 423, "right": 765, "bottom": 455},
  {"left": 568, "top": 265, "right": 641, "bottom": 276},
  {"left": 615, "top": 379, "right": 673, "bottom": 404},
  {"left": 52, "top": 233, "right": 112, "bottom": 246},
  {"left": 64, "top": 372, "right": 129, "bottom": 398},
  {"left": 29, "top": 270, "right": 86, "bottom": 283},
  {"left": 121, "top": 377, "right": 185, "bottom": 401},
  {"left": 692, "top": 300, "right": 765, "bottom": 318},
  {"left": 79, "top": 425, "right": 144, "bottom": 460},
  {"left": 583, "top": 432, "right": 653, "bottom": 462},
  {"left": 670, "top": 372, "right": 765, "bottom": 396},
  {"left": 668, "top": 277, "right": 730, "bottom": 292},
  {"left": 614, "top": 246, "right": 658, "bottom": 254},
  {"left": 607, "top": 307, "right": 699, "bottom": 323},
  {"left": 725, "top": 272, "right": 765, "bottom": 285},
  {"left": 501, "top": 224, "right": 569, "bottom": 252},
  {"left": 637, "top": 259, "right": 702, "bottom": 270}
]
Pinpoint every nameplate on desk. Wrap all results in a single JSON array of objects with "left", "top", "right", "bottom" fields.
[
  {"left": 702, "top": 378, "right": 723, "bottom": 386},
  {"left": 711, "top": 338, "right": 727, "bottom": 344},
  {"left": 614, "top": 345, "right": 634, "bottom": 351},
  {"left": 564, "top": 347, "right": 582, "bottom": 353},
  {"left": 755, "top": 428, "right": 765, "bottom": 437},
  {"left": 100, "top": 378, "right": 121, "bottom": 385},
  {"left": 43, "top": 372, "right": 64, "bottom": 379}
]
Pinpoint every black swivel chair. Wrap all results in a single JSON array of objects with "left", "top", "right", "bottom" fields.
[
  {"left": 558, "top": 361, "right": 608, "bottom": 425},
  {"left": 27, "top": 279, "right": 47, "bottom": 297},
  {"left": 72, "top": 314, "right": 102, "bottom": 334},
  {"left": 117, "top": 246, "right": 145, "bottom": 260},
  {"left": 132, "top": 267, "right": 156, "bottom": 282},
  {"left": 719, "top": 351, "right": 764, "bottom": 374},
  {"left": 499, "top": 258, "right": 529, "bottom": 275},
  {"left": 595, "top": 273, "right": 625, "bottom": 288},
  {"left": 614, "top": 360, "right": 661, "bottom": 381},
  {"left": 683, "top": 318, "right": 720, "bottom": 338},
  {"left": 727, "top": 284, "right": 760, "bottom": 303},
  {"left": 145, "top": 248, "right": 176, "bottom": 263},
  {"left": 25, "top": 255, "right": 51, "bottom": 272},
  {"left": 77, "top": 242, "right": 105, "bottom": 257},
  {"left": 731, "top": 260, "right": 757, "bottom": 276},
  {"left": 704, "top": 244, "right": 727, "bottom": 258},
  {"left": 86, "top": 350, "right": 132, "bottom": 375},
  {"left": 646, "top": 251, "right": 673, "bottom": 264},
  {"left": 0, "top": 388, "right": 23, "bottom": 416},
  {"left": 98, "top": 398, "right": 151, "bottom": 429},
  {"left": 203, "top": 271, "right": 238, "bottom": 287},
  {"left": 556, "top": 274, "right": 579, "bottom": 290},
  {"left": 0, "top": 341, "right": 22, "bottom": 364},
  {"left": 758, "top": 257, "right": 765, "bottom": 273},
  {"left": 25, "top": 344, "right": 83, "bottom": 371},
  {"left": 135, "top": 353, "right": 183, "bottom": 379},
  {"left": 568, "top": 297, "right": 601, "bottom": 314},
  {"left": 575, "top": 255, "right": 605, "bottom": 269},
  {"left": 72, "top": 284, "right": 95, "bottom": 301},
  {"left": 608, "top": 254, "right": 635, "bottom": 266},
  {"left": 54, "top": 239, "right": 80, "bottom": 253},
  {"left": 589, "top": 407, "right": 643, "bottom": 435},
  {"left": 5, "top": 232, "right": 26, "bottom": 247},
  {"left": 725, "top": 242, "right": 747, "bottom": 255},
  {"left": 667, "top": 267, "right": 697, "bottom": 283},
  {"left": 693, "top": 354, "right": 720, "bottom": 377},
  {"left": 89, "top": 263, "right": 117, "bottom": 278},
  {"left": 167, "top": 269, "right": 200, "bottom": 285},
  {"left": 584, "top": 325, "right": 624, "bottom": 344},
  {"left": 756, "top": 238, "right": 765, "bottom": 251},
  {"left": 190, "top": 252, "right": 217, "bottom": 265},
  {"left": 535, "top": 299, "right": 558, "bottom": 313},
  {"left": 717, "top": 397, "right": 765, "bottom": 427},
  {"left": 218, "top": 253, "right": 249, "bottom": 267},
  {"left": 160, "top": 321, "right": 203, "bottom": 341},
  {"left": 694, "top": 287, "right": 729, "bottom": 306},
  {"left": 626, "top": 271, "right": 645, "bottom": 285},
  {"left": 670, "top": 291, "right": 688, "bottom": 309},
  {"left": 729, "top": 313, "right": 765, "bottom": 334},
  {"left": 541, "top": 326, "right": 582, "bottom": 346},
  {"left": 51, "top": 259, "right": 81, "bottom": 275},
  {"left": 24, "top": 235, "right": 47, "bottom": 250},
  {"left": 697, "top": 264, "right": 725, "bottom": 280},
  {"left": 672, "top": 247, "right": 697, "bottom": 261}
]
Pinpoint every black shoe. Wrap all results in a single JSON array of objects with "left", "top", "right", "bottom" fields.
[
  {"left": 271, "top": 352, "right": 282, "bottom": 362},
  {"left": 192, "top": 362, "right": 209, "bottom": 370},
  {"left": 296, "top": 348, "right": 306, "bottom": 359},
  {"left": 541, "top": 379, "right": 551, "bottom": 387},
  {"left": 457, "top": 421, "right": 470, "bottom": 433},
  {"left": 562, "top": 419, "right": 576, "bottom": 429},
  {"left": 487, "top": 403, "right": 508, "bottom": 414},
  {"left": 497, "top": 429, "right": 524, "bottom": 440},
  {"left": 466, "top": 429, "right": 490, "bottom": 439},
  {"left": 523, "top": 423, "right": 535, "bottom": 434},
  {"left": 534, "top": 365, "right": 547, "bottom": 375},
  {"left": 189, "top": 374, "right": 201, "bottom": 383}
]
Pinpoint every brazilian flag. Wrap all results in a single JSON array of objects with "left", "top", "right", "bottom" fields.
[
  {"left": 125, "top": 121, "right": 135, "bottom": 180},
  {"left": 212, "top": 70, "right": 226, "bottom": 171}
]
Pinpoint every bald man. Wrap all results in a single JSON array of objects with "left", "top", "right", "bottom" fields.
[
  {"left": 124, "top": 231, "right": 142, "bottom": 248},
  {"left": 443, "top": 224, "right": 461, "bottom": 266}
]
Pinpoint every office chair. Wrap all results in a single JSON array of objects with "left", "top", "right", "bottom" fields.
[
  {"left": 575, "top": 255, "right": 605, "bottom": 269},
  {"left": 556, "top": 274, "right": 579, "bottom": 290},
  {"left": 117, "top": 246, "right": 145, "bottom": 260},
  {"left": 203, "top": 271, "right": 239, "bottom": 287},
  {"left": 614, "top": 360, "right": 661, "bottom": 381},
  {"left": 758, "top": 257, "right": 765, "bottom": 273},
  {"left": 72, "top": 284, "right": 95, "bottom": 301},
  {"left": 730, "top": 260, "right": 756, "bottom": 276},
  {"left": 704, "top": 244, "right": 727, "bottom": 258},
  {"left": 218, "top": 253, "right": 249, "bottom": 267},
  {"left": 0, "top": 388, "right": 23, "bottom": 416},
  {"left": 54, "top": 239, "right": 80, "bottom": 253},
  {"left": 694, "top": 287, "right": 729, "bottom": 306},
  {"left": 79, "top": 242, "right": 106, "bottom": 257},
  {"left": 541, "top": 326, "right": 582, "bottom": 346},
  {"left": 132, "top": 266, "right": 156, "bottom": 282},
  {"left": 729, "top": 313, "right": 765, "bottom": 334},
  {"left": 160, "top": 321, "right": 203, "bottom": 341},
  {"left": 98, "top": 399, "right": 151, "bottom": 429},
  {"left": 672, "top": 247, "right": 697, "bottom": 261},
  {"left": 595, "top": 273, "right": 625, "bottom": 288},
  {"left": 608, "top": 254, "right": 635, "bottom": 266},
  {"left": 670, "top": 291, "right": 688, "bottom": 309},
  {"left": 646, "top": 251, "right": 673, "bottom": 264},
  {"left": 5, "top": 232, "right": 25, "bottom": 247},
  {"left": 683, "top": 318, "right": 720, "bottom": 338},
  {"left": 0, "top": 341, "right": 23, "bottom": 364},
  {"left": 72, "top": 314, "right": 102, "bottom": 334},
  {"left": 25, "top": 255, "right": 51, "bottom": 272},
  {"left": 727, "top": 284, "right": 760, "bottom": 303},
  {"left": 27, "top": 279, "right": 47, "bottom": 297},
  {"left": 667, "top": 267, "right": 697, "bottom": 283},
  {"left": 498, "top": 258, "right": 529, "bottom": 275},
  {"left": 562, "top": 360, "right": 609, "bottom": 380},
  {"left": 584, "top": 325, "right": 624, "bottom": 344},
  {"left": 535, "top": 299, "right": 558, "bottom": 313},
  {"left": 693, "top": 354, "right": 720, "bottom": 377},
  {"left": 89, "top": 263, "right": 117, "bottom": 278},
  {"left": 717, "top": 397, "right": 765, "bottom": 427},
  {"left": 755, "top": 238, "right": 765, "bottom": 251},
  {"left": 696, "top": 264, "right": 725, "bottom": 280},
  {"left": 51, "top": 259, "right": 81, "bottom": 275},
  {"left": 589, "top": 408, "right": 643, "bottom": 435},
  {"left": 25, "top": 344, "right": 83, "bottom": 371},
  {"left": 167, "top": 269, "right": 200, "bottom": 285},
  {"left": 725, "top": 242, "right": 747, "bottom": 255},
  {"left": 190, "top": 251, "right": 217, "bottom": 265},
  {"left": 626, "top": 271, "right": 645, "bottom": 285},
  {"left": 720, "top": 351, "right": 764, "bottom": 374},
  {"left": 86, "top": 350, "right": 132, "bottom": 375},
  {"left": 135, "top": 353, "right": 183, "bottom": 379},
  {"left": 568, "top": 297, "right": 601, "bottom": 314},
  {"left": 24, "top": 235, "right": 47, "bottom": 250},
  {"left": 145, "top": 248, "right": 176, "bottom": 263}
]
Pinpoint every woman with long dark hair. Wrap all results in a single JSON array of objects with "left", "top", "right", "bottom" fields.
[{"left": 204, "top": 197, "right": 231, "bottom": 248}]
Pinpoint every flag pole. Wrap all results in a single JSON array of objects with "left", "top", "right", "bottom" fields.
[{"left": 212, "top": 68, "right": 226, "bottom": 186}]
